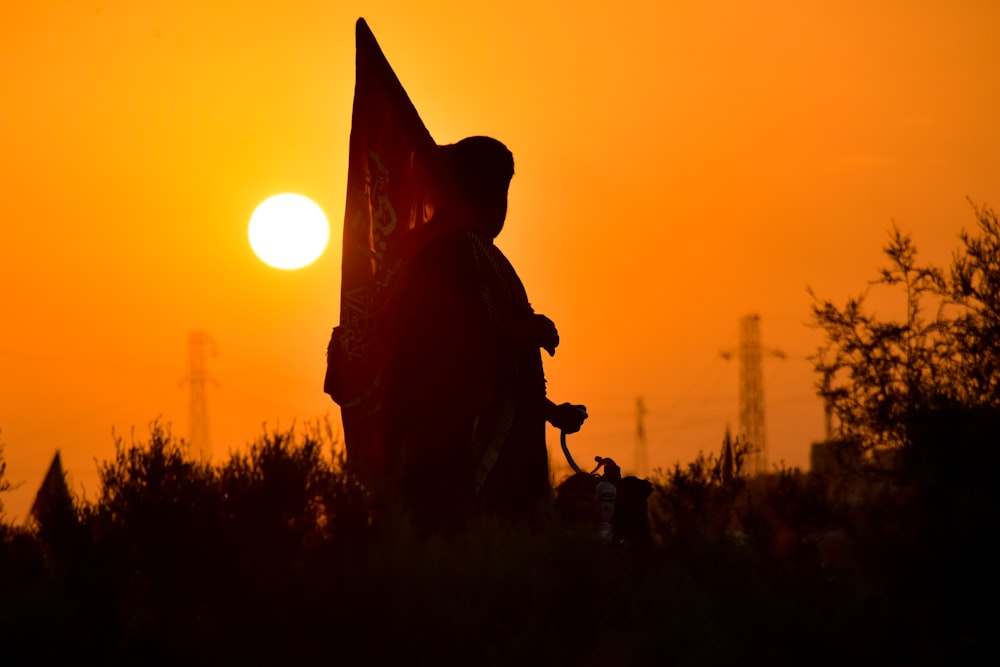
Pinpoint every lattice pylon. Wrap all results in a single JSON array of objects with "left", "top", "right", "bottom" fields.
[
  {"left": 738, "top": 314, "right": 767, "bottom": 475},
  {"left": 186, "top": 330, "right": 217, "bottom": 461}
]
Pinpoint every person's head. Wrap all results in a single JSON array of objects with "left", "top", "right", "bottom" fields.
[{"left": 439, "top": 136, "right": 514, "bottom": 238}]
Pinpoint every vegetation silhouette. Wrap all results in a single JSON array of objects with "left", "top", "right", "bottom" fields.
[
  {"left": 0, "top": 438, "right": 11, "bottom": 517},
  {"left": 811, "top": 201, "right": 1000, "bottom": 458},
  {"left": 1, "top": 203, "right": 997, "bottom": 663},
  {"left": 807, "top": 200, "right": 1000, "bottom": 659}
]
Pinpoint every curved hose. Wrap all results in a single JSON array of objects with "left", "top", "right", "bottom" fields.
[{"left": 560, "top": 430, "right": 585, "bottom": 474}]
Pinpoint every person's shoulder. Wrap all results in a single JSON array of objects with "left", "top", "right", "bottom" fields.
[
  {"left": 418, "top": 229, "right": 485, "bottom": 266},
  {"left": 404, "top": 230, "right": 483, "bottom": 288},
  {"left": 424, "top": 228, "right": 475, "bottom": 252}
]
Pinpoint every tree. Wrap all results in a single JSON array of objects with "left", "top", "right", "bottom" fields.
[
  {"left": 810, "top": 202, "right": 1000, "bottom": 462},
  {"left": 939, "top": 201, "right": 1000, "bottom": 408}
]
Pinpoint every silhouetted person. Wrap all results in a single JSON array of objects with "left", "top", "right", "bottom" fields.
[{"left": 383, "top": 136, "right": 586, "bottom": 529}]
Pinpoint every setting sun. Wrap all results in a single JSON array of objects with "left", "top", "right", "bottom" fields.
[{"left": 248, "top": 194, "right": 330, "bottom": 270}]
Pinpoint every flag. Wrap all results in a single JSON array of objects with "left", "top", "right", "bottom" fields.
[{"left": 325, "top": 18, "right": 461, "bottom": 485}]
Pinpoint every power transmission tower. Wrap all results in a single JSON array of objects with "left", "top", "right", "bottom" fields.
[
  {"left": 634, "top": 396, "right": 648, "bottom": 477},
  {"left": 721, "top": 314, "right": 784, "bottom": 476},
  {"left": 739, "top": 315, "right": 767, "bottom": 475},
  {"left": 184, "top": 330, "right": 217, "bottom": 461}
]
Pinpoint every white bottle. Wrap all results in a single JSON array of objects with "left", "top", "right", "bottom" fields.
[{"left": 595, "top": 479, "right": 617, "bottom": 541}]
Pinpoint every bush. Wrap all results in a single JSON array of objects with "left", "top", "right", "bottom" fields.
[{"left": 811, "top": 202, "right": 1000, "bottom": 461}]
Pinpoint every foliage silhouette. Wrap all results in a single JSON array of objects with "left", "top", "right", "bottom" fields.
[
  {"left": 0, "top": 437, "right": 11, "bottom": 518},
  {"left": 810, "top": 201, "right": 1000, "bottom": 461},
  {"left": 808, "top": 202, "right": 1000, "bottom": 660},
  {"left": 0, "top": 412, "right": 988, "bottom": 663},
  {"left": 0, "top": 422, "right": 865, "bottom": 662}
]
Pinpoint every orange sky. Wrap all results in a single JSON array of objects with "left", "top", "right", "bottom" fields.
[{"left": 2, "top": 0, "right": 998, "bottom": 520}]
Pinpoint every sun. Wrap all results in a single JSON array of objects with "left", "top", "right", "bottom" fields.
[{"left": 248, "top": 193, "right": 330, "bottom": 270}]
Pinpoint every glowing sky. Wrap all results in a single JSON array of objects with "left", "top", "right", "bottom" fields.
[{"left": 2, "top": 0, "right": 998, "bottom": 519}]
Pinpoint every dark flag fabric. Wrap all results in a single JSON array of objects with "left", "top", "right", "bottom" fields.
[{"left": 324, "top": 18, "right": 462, "bottom": 485}]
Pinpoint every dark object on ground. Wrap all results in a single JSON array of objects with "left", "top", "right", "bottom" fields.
[
  {"left": 614, "top": 476, "right": 654, "bottom": 546},
  {"left": 555, "top": 459, "right": 653, "bottom": 546}
]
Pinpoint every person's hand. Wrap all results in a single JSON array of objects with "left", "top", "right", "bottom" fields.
[
  {"left": 507, "top": 314, "right": 559, "bottom": 355},
  {"left": 548, "top": 402, "right": 588, "bottom": 434},
  {"left": 530, "top": 314, "right": 559, "bottom": 356}
]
